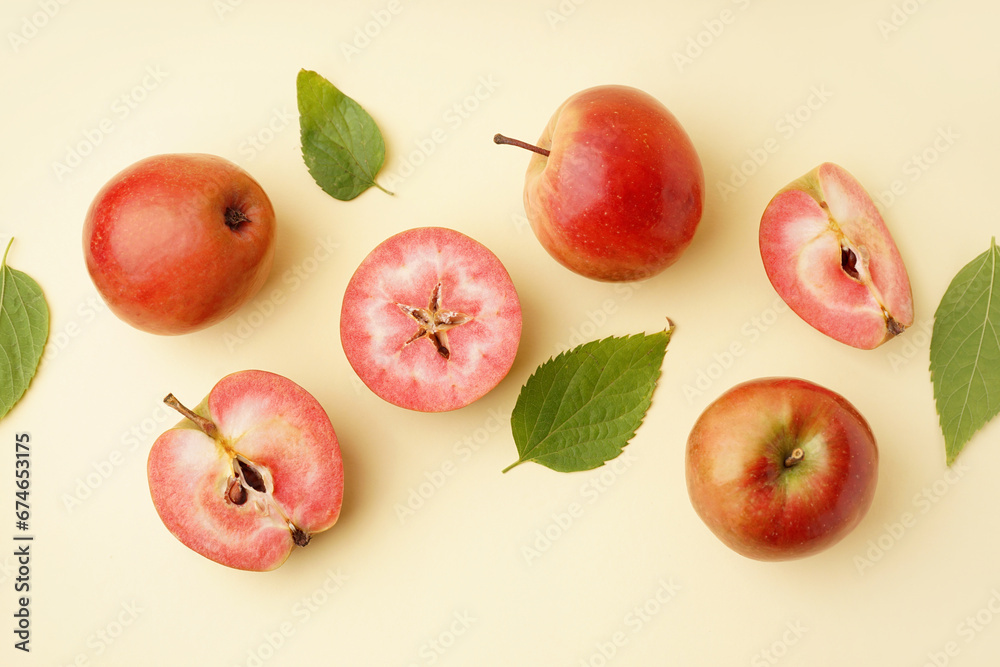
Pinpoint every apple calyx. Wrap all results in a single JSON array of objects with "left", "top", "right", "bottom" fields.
[
  {"left": 493, "top": 133, "right": 550, "bottom": 158},
  {"left": 396, "top": 281, "right": 474, "bottom": 360},
  {"left": 161, "top": 393, "right": 311, "bottom": 547},
  {"left": 224, "top": 207, "right": 252, "bottom": 230}
]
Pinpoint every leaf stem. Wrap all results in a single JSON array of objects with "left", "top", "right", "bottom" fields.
[
  {"left": 501, "top": 459, "right": 525, "bottom": 474},
  {"left": 1, "top": 237, "right": 14, "bottom": 268},
  {"left": 374, "top": 181, "right": 395, "bottom": 196}
]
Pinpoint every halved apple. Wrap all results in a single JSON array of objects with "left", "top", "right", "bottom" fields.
[
  {"left": 147, "top": 370, "right": 344, "bottom": 571},
  {"left": 759, "top": 163, "right": 913, "bottom": 349}
]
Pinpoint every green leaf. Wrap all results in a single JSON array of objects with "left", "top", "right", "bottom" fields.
[
  {"left": 929, "top": 237, "right": 1000, "bottom": 465},
  {"left": 0, "top": 239, "right": 49, "bottom": 420},
  {"left": 503, "top": 327, "right": 672, "bottom": 473},
  {"left": 296, "top": 69, "right": 392, "bottom": 201}
]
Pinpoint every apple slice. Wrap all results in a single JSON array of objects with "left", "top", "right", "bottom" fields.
[
  {"left": 147, "top": 370, "right": 344, "bottom": 571},
  {"left": 759, "top": 163, "right": 913, "bottom": 349},
  {"left": 341, "top": 227, "right": 521, "bottom": 412}
]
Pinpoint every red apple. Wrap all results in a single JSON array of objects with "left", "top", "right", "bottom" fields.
[
  {"left": 83, "top": 153, "right": 276, "bottom": 335},
  {"left": 759, "top": 162, "right": 913, "bottom": 349},
  {"left": 494, "top": 84, "right": 704, "bottom": 282},
  {"left": 147, "top": 370, "right": 344, "bottom": 571},
  {"left": 685, "top": 377, "right": 878, "bottom": 561},
  {"left": 341, "top": 227, "right": 521, "bottom": 412}
]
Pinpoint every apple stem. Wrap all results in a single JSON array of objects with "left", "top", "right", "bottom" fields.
[
  {"left": 163, "top": 393, "right": 218, "bottom": 439},
  {"left": 783, "top": 448, "right": 805, "bottom": 468},
  {"left": 493, "top": 133, "right": 550, "bottom": 157}
]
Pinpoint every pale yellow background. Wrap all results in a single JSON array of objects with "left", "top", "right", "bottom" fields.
[{"left": 2, "top": 0, "right": 997, "bottom": 665}]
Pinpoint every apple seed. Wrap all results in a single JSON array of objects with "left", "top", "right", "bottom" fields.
[{"left": 841, "top": 246, "right": 860, "bottom": 281}]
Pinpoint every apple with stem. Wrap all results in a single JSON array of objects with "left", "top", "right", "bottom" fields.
[
  {"left": 494, "top": 84, "right": 704, "bottom": 282},
  {"left": 759, "top": 162, "right": 913, "bottom": 349},
  {"left": 685, "top": 377, "right": 878, "bottom": 561},
  {"left": 341, "top": 227, "right": 521, "bottom": 412},
  {"left": 83, "top": 153, "right": 276, "bottom": 335},
  {"left": 147, "top": 370, "right": 344, "bottom": 571}
]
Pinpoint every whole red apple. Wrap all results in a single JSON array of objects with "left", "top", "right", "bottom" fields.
[
  {"left": 495, "top": 84, "right": 704, "bottom": 282},
  {"left": 83, "top": 153, "right": 276, "bottom": 335},
  {"left": 147, "top": 370, "right": 344, "bottom": 571},
  {"left": 685, "top": 377, "right": 878, "bottom": 561}
]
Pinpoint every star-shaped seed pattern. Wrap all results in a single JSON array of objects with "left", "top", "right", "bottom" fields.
[{"left": 396, "top": 282, "right": 474, "bottom": 359}]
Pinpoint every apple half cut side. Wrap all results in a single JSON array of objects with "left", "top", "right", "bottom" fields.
[
  {"left": 147, "top": 370, "right": 344, "bottom": 571},
  {"left": 759, "top": 162, "right": 913, "bottom": 349},
  {"left": 341, "top": 227, "right": 522, "bottom": 412}
]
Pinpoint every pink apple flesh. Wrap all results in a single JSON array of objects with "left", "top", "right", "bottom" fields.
[
  {"left": 84, "top": 153, "right": 276, "bottom": 335},
  {"left": 341, "top": 227, "right": 521, "bottom": 412},
  {"left": 147, "top": 370, "right": 344, "bottom": 571},
  {"left": 759, "top": 163, "right": 913, "bottom": 349},
  {"left": 686, "top": 377, "right": 878, "bottom": 561}
]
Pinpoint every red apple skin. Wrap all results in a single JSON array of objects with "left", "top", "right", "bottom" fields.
[
  {"left": 147, "top": 370, "right": 344, "bottom": 571},
  {"left": 341, "top": 227, "right": 521, "bottom": 412},
  {"left": 524, "top": 85, "right": 704, "bottom": 282},
  {"left": 759, "top": 163, "right": 913, "bottom": 349},
  {"left": 685, "top": 377, "right": 878, "bottom": 561},
  {"left": 83, "top": 153, "right": 276, "bottom": 335}
]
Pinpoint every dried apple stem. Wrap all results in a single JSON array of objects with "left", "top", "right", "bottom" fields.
[
  {"left": 163, "top": 394, "right": 218, "bottom": 439},
  {"left": 493, "top": 133, "right": 550, "bottom": 157},
  {"left": 783, "top": 447, "right": 805, "bottom": 468}
]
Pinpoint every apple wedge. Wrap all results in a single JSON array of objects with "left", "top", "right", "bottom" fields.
[
  {"left": 147, "top": 370, "right": 344, "bottom": 571},
  {"left": 759, "top": 163, "right": 913, "bottom": 349}
]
